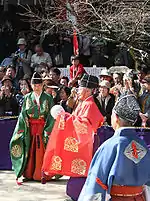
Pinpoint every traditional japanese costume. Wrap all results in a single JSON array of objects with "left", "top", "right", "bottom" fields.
[
  {"left": 42, "top": 74, "right": 104, "bottom": 200},
  {"left": 78, "top": 94, "right": 150, "bottom": 201},
  {"left": 10, "top": 73, "right": 54, "bottom": 182}
]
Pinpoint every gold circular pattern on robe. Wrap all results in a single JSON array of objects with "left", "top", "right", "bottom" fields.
[
  {"left": 71, "top": 159, "right": 86, "bottom": 176},
  {"left": 50, "top": 156, "right": 62, "bottom": 171},
  {"left": 11, "top": 145, "right": 22, "bottom": 158}
]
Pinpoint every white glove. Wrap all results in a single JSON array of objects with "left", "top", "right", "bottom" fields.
[{"left": 50, "top": 105, "right": 65, "bottom": 119}]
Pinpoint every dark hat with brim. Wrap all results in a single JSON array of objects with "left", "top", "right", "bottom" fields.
[
  {"left": 2, "top": 75, "right": 12, "bottom": 84},
  {"left": 113, "top": 94, "right": 140, "bottom": 123},
  {"left": 79, "top": 74, "right": 99, "bottom": 89},
  {"left": 31, "top": 72, "right": 42, "bottom": 84}
]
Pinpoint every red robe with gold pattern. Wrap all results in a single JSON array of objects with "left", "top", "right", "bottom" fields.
[{"left": 42, "top": 96, "right": 104, "bottom": 177}]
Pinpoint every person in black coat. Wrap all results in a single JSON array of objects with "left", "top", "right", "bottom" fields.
[
  {"left": 94, "top": 80, "right": 115, "bottom": 125},
  {"left": 0, "top": 75, "right": 19, "bottom": 116}
]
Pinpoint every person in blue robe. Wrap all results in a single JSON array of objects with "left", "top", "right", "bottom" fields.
[{"left": 78, "top": 94, "right": 150, "bottom": 201}]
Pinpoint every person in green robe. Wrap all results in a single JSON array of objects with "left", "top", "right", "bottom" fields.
[{"left": 10, "top": 72, "right": 54, "bottom": 183}]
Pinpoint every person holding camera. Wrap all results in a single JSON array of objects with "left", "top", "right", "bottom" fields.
[
  {"left": 0, "top": 75, "right": 19, "bottom": 116},
  {"left": 13, "top": 38, "right": 32, "bottom": 80}
]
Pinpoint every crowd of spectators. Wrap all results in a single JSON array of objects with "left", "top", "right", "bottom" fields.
[{"left": 0, "top": 37, "right": 149, "bottom": 128}]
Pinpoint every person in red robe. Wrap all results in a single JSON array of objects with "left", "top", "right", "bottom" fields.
[
  {"left": 42, "top": 74, "right": 104, "bottom": 201},
  {"left": 68, "top": 55, "right": 87, "bottom": 87}
]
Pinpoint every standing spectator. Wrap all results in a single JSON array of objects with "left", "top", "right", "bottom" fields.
[
  {"left": 79, "top": 35, "right": 91, "bottom": 66},
  {"left": 49, "top": 67, "right": 61, "bottom": 85},
  {"left": 1, "top": 53, "right": 14, "bottom": 67},
  {"left": 59, "top": 86, "right": 72, "bottom": 113},
  {"left": 31, "top": 44, "right": 52, "bottom": 70},
  {"left": 94, "top": 80, "right": 115, "bottom": 125},
  {"left": 68, "top": 55, "right": 86, "bottom": 87},
  {"left": 61, "top": 34, "right": 73, "bottom": 67},
  {"left": 135, "top": 64, "right": 148, "bottom": 96},
  {"left": 16, "top": 77, "right": 32, "bottom": 111},
  {"left": 13, "top": 38, "right": 32, "bottom": 80},
  {"left": 139, "top": 74, "right": 150, "bottom": 127},
  {"left": 99, "top": 69, "right": 112, "bottom": 82},
  {"left": 110, "top": 73, "right": 123, "bottom": 98},
  {"left": 113, "top": 73, "right": 122, "bottom": 85},
  {"left": 60, "top": 76, "right": 69, "bottom": 87},
  {"left": 121, "top": 71, "right": 137, "bottom": 96},
  {"left": 6, "top": 66, "right": 18, "bottom": 90},
  {"left": 0, "top": 66, "right": 6, "bottom": 88},
  {"left": 43, "top": 79, "right": 58, "bottom": 96},
  {"left": 0, "top": 76, "right": 18, "bottom": 116}
]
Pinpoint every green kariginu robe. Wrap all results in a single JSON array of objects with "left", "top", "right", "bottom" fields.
[{"left": 10, "top": 91, "right": 54, "bottom": 178}]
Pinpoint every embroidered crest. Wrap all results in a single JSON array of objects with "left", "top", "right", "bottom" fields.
[
  {"left": 71, "top": 159, "right": 86, "bottom": 176},
  {"left": 83, "top": 193, "right": 102, "bottom": 201},
  {"left": 50, "top": 156, "right": 62, "bottom": 171},
  {"left": 73, "top": 119, "right": 88, "bottom": 134},
  {"left": 124, "top": 140, "right": 147, "bottom": 164},
  {"left": 64, "top": 137, "right": 79, "bottom": 153},
  {"left": 11, "top": 145, "right": 22, "bottom": 158}
]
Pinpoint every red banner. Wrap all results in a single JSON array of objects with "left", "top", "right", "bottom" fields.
[{"left": 73, "top": 29, "right": 79, "bottom": 55}]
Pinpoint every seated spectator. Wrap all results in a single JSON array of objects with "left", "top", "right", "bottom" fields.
[
  {"left": 0, "top": 76, "right": 19, "bottom": 116},
  {"left": 94, "top": 80, "right": 115, "bottom": 125},
  {"left": 31, "top": 44, "right": 52, "bottom": 70},
  {"left": 139, "top": 74, "right": 150, "bottom": 127},
  {"left": 13, "top": 38, "right": 32, "bottom": 80},
  {"left": 16, "top": 77, "right": 32, "bottom": 111},
  {"left": 68, "top": 55, "right": 86, "bottom": 87},
  {"left": 49, "top": 67, "right": 61, "bottom": 85},
  {"left": 60, "top": 76, "right": 69, "bottom": 87},
  {"left": 59, "top": 86, "right": 72, "bottom": 113},
  {"left": 0, "top": 66, "right": 6, "bottom": 88}
]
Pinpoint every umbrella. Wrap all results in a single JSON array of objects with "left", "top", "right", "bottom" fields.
[{"left": 109, "top": 66, "right": 130, "bottom": 74}]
